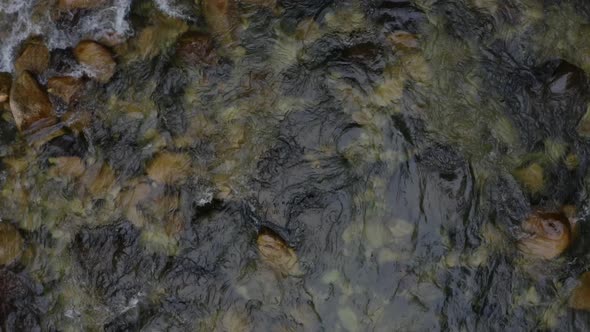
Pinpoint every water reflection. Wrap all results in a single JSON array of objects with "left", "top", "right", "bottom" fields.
[{"left": 1, "top": 0, "right": 590, "bottom": 330}]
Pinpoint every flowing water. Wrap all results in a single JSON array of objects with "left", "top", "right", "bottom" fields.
[{"left": 2, "top": 0, "right": 590, "bottom": 331}]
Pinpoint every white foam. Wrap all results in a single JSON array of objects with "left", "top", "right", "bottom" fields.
[
  {"left": 154, "top": 0, "right": 191, "bottom": 19},
  {"left": 0, "top": 0, "right": 133, "bottom": 73},
  {"left": 0, "top": 0, "right": 32, "bottom": 14}
]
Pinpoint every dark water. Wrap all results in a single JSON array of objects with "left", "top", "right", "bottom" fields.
[{"left": 2, "top": 0, "right": 590, "bottom": 330}]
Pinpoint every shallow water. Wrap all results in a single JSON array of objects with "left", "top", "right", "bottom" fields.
[{"left": 2, "top": 0, "right": 590, "bottom": 330}]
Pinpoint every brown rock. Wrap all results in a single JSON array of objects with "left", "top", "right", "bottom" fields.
[
  {"left": 518, "top": 211, "right": 572, "bottom": 259},
  {"left": 47, "top": 76, "right": 83, "bottom": 104},
  {"left": 88, "top": 163, "right": 116, "bottom": 196},
  {"left": 241, "top": 0, "right": 276, "bottom": 7},
  {"left": 570, "top": 272, "right": 590, "bottom": 311},
  {"left": 202, "top": 0, "right": 239, "bottom": 46},
  {"left": 49, "top": 156, "right": 86, "bottom": 178},
  {"left": 14, "top": 37, "right": 50, "bottom": 75},
  {"left": 388, "top": 31, "right": 419, "bottom": 50},
  {"left": 257, "top": 227, "right": 301, "bottom": 275},
  {"left": 0, "top": 222, "right": 23, "bottom": 266},
  {"left": 74, "top": 41, "right": 116, "bottom": 83},
  {"left": 58, "top": 0, "right": 109, "bottom": 10},
  {"left": 9, "top": 71, "right": 56, "bottom": 132},
  {"left": 0, "top": 72, "right": 12, "bottom": 103},
  {"left": 147, "top": 152, "right": 191, "bottom": 184},
  {"left": 175, "top": 31, "right": 218, "bottom": 66}
]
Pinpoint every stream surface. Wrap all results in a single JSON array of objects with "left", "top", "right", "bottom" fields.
[{"left": 2, "top": 0, "right": 590, "bottom": 331}]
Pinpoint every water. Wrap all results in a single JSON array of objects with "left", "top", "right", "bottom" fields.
[{"left": 2, "top": 0, "right": 590, "bottom": 330}]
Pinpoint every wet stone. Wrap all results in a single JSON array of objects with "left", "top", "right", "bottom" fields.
[
  {"left": 47, "top": 76, "right": 83, "bottom": 104},
  {"left": 547, "top": 60, "right": 586, "bottom": 95},
  {"left": 9, "top": 71, "right": 56, "bottom": 132},
  {"left": 175, "top": 31, "right": 218, "bottom": 66},
  {"left": 58, "top": 0, "right": 109, "bottom": 11},
  {"left": 13, "top": 37, "right": 50, "bottom": 75},
  {"left": 0, "top": 72, "right": 12, "bottom": 103},
  {"left": 202, "top": 0, "right": 240, "bottom": 46},
  {"left": 146, "top": 152, "right": 191, "bottom": 184},
  {"left": 388, "top": 30, "right": 419, "bottom": 50},
  {"left": 257, "top": 227, "right": 301, "bottom": 276},
  {"left": 74, "top": 40, "right": 116, "bottom": 83},
  {"left": 577, "top": 105, "right": 590, "bottom": 138},
  {"left": 570, "top": 272, "right": 590, "bottom": 311},
  {"left": 0, "top": 270, "right": 38, "bottom": 330},
  {"left": 518, "top": 211, "right": 572, "bottom": 260},
  {"left": 0, "top": 222, "right": 23, "bottom": 266}
]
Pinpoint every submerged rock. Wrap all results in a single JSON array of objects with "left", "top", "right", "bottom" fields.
[
  {"left": 518, "top": 211, "right": 571, "bottom": 259},
  {"left": 74, "top": 41, "right": 116, "bottom": 83},
  {"left": 577, "top": 106, "right": 590, "bottom": 138},
  {"left": 147, "top": 152, "right": 191, "bottom": 184},
  {"left": 9, "top": 71, "right": 56, "bottom": 132},
  {"left": 14, "top": 37, "right": 50, "bottom": 75},
  {"left": 175, "top": 31, "right": 218, "bottom": 66},
  {"left": 47, "top": 76, "right": 83, "bottom": 104},
  {"left": 0, "top": 222, "right": 23, "bottom": 266},
  {"left": 514, "top": 163, "right": 544, "bottom": 194},
  {"left": 58, "top": 0, "right": 109, "bottom": 11},
  {"left": 49, "top": 156, "right": 86, "bottom": 178},
  {"left": 570, "top": 272, "right": 590, "bottom": 311},
  {"left": 62, "top": 110, "right": 91, "bottom": 133},
  {"left": 202, "top": 0, "right": 239, "bottom": 46},
  {"left": 257, "top": 227, "right": 301, "bottom": 276},
  {"left": 547, "top": 60, "right": 585, "bottom": 95},
  {"left": 82, "top": 161, "right": 116, "bottom": 196},
  {"left": 387, "top": 31, "right": 419, "bottom": 50},
  {"left": 0, "top": 72, "right": 12, "bottom": 103}
]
